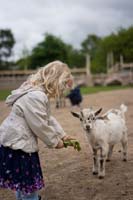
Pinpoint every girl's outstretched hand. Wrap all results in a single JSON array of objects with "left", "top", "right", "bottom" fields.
[
  {"left": 55, "top": 136, "right": 81, "bottom": 151},
  {"left": 56, "top": 140, "right": 64, "bottom": 149},
  {"left": 62, "top": 135, "right": 75, "bottom": 141},
  {"left": 55, "top": 136, "right": 74, "bottom": 149}
]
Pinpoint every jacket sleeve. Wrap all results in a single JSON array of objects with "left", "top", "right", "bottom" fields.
[
  {"left": 20, "top": 91, "right": 61, "bottom": 148},
  {"left": 48, "top": 116, "right": 66, "bottom": 139}
]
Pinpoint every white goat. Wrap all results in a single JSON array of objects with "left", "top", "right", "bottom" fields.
[{"left": 71, "top": 104, "right": 128, "bottom": 178}]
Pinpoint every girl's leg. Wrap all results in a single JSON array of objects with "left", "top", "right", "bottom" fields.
[
  {"left": 21, "top": 191, "right": 40, "bottom": 200},
  {"left": 16, "top": 191, "right": 22, "bottom": 200}
]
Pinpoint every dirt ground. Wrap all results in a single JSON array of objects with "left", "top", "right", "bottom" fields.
[{"left": 0, "top": 89, "right": 133, "bottom": 200}]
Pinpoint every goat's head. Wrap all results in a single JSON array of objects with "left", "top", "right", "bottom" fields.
[{"left": 71, "top": 107, "right": 102, "bottom": 132}]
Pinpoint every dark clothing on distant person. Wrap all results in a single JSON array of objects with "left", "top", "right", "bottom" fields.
[{"left": 66, "top": 86, "right": 82, "bottom": 106}]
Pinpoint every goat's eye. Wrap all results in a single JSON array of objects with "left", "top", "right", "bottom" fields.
[
  {"left": 92, "top": 117, "right": 95, "bottom": 120},
  {"left": 80, "top": 118, "right": 83, "bottom": 121}
]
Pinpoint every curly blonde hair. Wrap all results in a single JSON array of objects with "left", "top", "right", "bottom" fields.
[{"left": 28, "top": 61, "right": 73, "bottom": 98}]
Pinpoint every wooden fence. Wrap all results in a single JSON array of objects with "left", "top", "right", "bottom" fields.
[
  {"left": 0, "top": 68, "right": 91, "bottom": 90},
  {"left": 0, "top": 67, "right": 132, "bottom": 90}
]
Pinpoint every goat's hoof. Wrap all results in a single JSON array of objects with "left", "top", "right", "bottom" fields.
[
  {"left": 106, "top": 159, "right": 111, "bottom": 162},
  {"left": 98, "top": 173, "right": 105, "bottom": 179},
  {"left": 98, "top": 175, "right": 104, "bottom": 179},
  {"left": 93, "top": 171, "right": 98, "bottom": 175},
  {"left": 123, "top": 158, "right": 127, "bottom": 162}
]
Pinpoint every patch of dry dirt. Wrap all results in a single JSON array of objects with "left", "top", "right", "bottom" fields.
[{"left": 0, "top": 89, "right": 133, "bottom": 200}]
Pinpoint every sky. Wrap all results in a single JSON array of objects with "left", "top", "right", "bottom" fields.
[{"left": 0, "top": 0, "right": 133, "bottom": 60}]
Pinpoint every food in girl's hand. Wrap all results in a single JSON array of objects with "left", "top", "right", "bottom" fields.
[{"left": 63, "top": 140, "right": 81, "bottom": 151}]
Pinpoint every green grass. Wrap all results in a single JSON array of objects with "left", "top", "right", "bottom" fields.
[
  {"left": 0, "top": 90, "right": 11, "bottom": 101},
  {"left": 80, "top": 85, "right": 132, "bottom": 95},
  {"left": 0, "top": 86, "right": 132, "bottom": 101}
]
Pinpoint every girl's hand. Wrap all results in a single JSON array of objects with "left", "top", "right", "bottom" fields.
[
  {"left": 62, "top": 135, "right": 75, "bottom": 141},
  {"left": 56, "top": 140, "right": 64, "bottom": 149}
]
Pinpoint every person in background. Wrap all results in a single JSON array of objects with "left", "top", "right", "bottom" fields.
[
  {"left": 66, "top": 85, "right": 83, "bottom": 107},
  {"left": 0, "top": 61, "right": 75, "bottom": 200}
]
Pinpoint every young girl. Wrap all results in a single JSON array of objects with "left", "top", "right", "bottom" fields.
[{"left": 0, "top": 61, "right": 74, "bottom": 200}]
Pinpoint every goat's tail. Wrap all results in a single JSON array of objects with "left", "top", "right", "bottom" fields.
[{"left": 120, "top": 104, "right": 127, "bottom": 119}]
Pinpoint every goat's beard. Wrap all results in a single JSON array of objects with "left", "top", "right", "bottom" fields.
[
  {"left": 83, "top": 126, "right": 91, "bottom": 133},
  {"left": 83, "top": 124, "right": 93, "bottom": 133},
  {"left": 86, "top": 128, "right": 91, "bottom": 133}
]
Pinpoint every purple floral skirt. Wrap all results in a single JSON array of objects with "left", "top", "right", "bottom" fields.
[{"left": 0, "top": 145, "right": 45, "bottom": 194}]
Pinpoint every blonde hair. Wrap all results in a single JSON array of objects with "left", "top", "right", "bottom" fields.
[{"left": 28, "top": 61, "right": 73, "bottom": 98}]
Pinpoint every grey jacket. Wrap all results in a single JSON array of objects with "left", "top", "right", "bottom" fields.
[{"left": 0, "top": 87, "right": 66, "bottom": 153}]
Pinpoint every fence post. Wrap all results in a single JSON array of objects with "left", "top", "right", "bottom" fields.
[{"left": 86, "top": 53, "right": 93, "bottom": 86}]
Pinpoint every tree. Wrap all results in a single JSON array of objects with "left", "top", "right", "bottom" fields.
[
  {"left": 29, "top": 34, "right": 69, "bottom": 69},
  {"left": 65, "top": 44, "right": 85, "bottom": 68},
  {"left": 16, "top": 46, "right": 31, "bottom": 70},
  {"left": 81, "top": 34, "right": 101, "bottom": 58},
  {"left": 28, "top": 33, "right": 85, "bottom": 69},
  {"left": 114, "top": 27, "right": 133, "bottom": 62},
  {"left": 89, "top": 26, "right": 133, "bottom": 73},
  {"left": 0, "top": 29, "right": 15, "bottom": 70}
]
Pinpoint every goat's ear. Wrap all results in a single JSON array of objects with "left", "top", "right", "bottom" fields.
[
  {"left": 94, "top": 108, "right": 102, "bottom": 116},
  {"left": 71, "top": 111, "right": 80, "bottom": 118}
]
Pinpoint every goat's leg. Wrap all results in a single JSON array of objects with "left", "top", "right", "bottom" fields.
[
  {"left": 98, "top": 146, "right": 107, "bottom": 179},
  {"left": 107, "top": 144, "right": 114, "bottom": 162},
  {"left": 92, "top": 149, "right": 98, "bottom": 175},
  {"left": 56, "top": 99, "right": 60, "bottom": 108},
  {"left": 63, "top": 97, "right": 66, "bottom": 107},
  {"left": 121, "top": 133, "right": 128, "bottom": 161}
]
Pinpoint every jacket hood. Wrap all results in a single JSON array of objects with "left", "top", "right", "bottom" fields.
[{"left": 5, "top": 81, "right": 44, "bottom": 106}]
